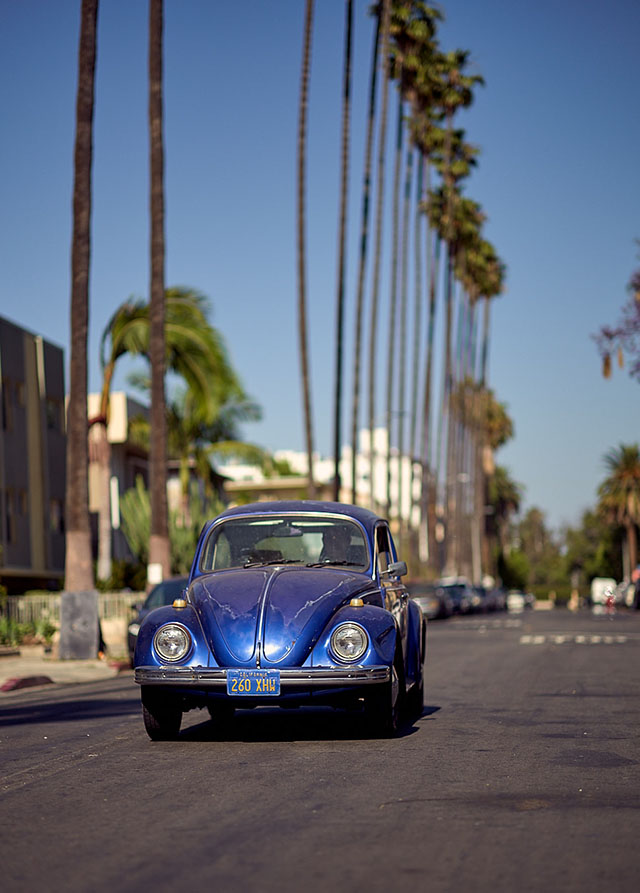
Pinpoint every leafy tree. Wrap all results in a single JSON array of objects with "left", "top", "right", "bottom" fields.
[
  {"left": 486, "top": 464, "right": 522, "bottom": 582},
  {"left": 497, "top": 548, "right": 529, "bottom": 591},
  {"left": 593, "top": 247, "right": 640, "bottom": 379},
  {"left": 516, "top": 507, "right": 565, "bottom": 588},
  {"left": 563, "top": 508, "right": 622, "bottom": 585},
  {"left": 130, "top": 386, "right": 263, "bottom": 527},
  {"left": 119, "top": 476, "right": 222, "bottom": 576},
  {"left": 597, "top": 443, "right": 640, "bottom": 575}
]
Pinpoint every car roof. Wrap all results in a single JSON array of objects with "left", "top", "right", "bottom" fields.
[{"left": 214, "top": 500, "right": 386, "bottom": 536}]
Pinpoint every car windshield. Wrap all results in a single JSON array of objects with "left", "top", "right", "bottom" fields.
[{"left": 199, "top": 515, "right": 369, "bottom": 572}]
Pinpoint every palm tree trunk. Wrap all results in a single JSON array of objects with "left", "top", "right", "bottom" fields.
[
  {"left": 396, "top": 143, "right": 413, "bottom": 546},
  {"left": 385, "top": 94, "right": 404, "bottom": 517},
  {"left": 332, "top": 0, "right": 353, "bottom": 502},
  {"left": 420, "top": 218, "right": 440, "bottom": 565},
  {"left": 350, "top": 14, "right": 380, "bottom": 504},
  {"left": 297, "top": 0, "right": 316, "bottom": 498},
  {"left": 367, "top": 0, "right": 391, "bottom": 512},
  {"left": 148, "top": 0, "right": 170, "bottom": 581},
  {"left": 408, "top": 156, "right": 424, "bottom": 509},
  {"left": 65, "top": 0, "right": 98, "bottom": 596}
]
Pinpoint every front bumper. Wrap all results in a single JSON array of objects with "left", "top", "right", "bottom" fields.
[{"left": 134, "top": 665, "right": 390, "bottom": 689}]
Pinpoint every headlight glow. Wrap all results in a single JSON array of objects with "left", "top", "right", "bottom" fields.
[
  {"left": 330, "top": 623, "right": 368, "bottom": 662},
  {"left": 153, "top": 624, "right": 191, "bottom": 662}
]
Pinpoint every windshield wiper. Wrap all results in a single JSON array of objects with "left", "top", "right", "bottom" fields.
[
  {"left": 243, "top": 558, "right": 303, "bottom": 568},
  {"left": 305, "top": 560, "right": 362, "bottom": 568}
]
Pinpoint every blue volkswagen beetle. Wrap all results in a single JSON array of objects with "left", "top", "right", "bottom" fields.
[{"left": 134, "top": 500, "right": 426, "bottom": 739}]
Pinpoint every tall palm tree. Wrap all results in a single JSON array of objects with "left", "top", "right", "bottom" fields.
[
  {"left": 65, "top": 0, "right": 98, "bottom": 597},
  {"left": 350, "top": 11, "right": 381, "bottom": 504},
  {"left": 148, "top": 0, "right": 169, "bottom": 581},
  {"left": 384, "top": 91, "right": 404, "bottom": 517},
  {"left": 332, "top": 0, "right": 353, "bottom": 502},
  {"left": 599, "top": 444, "right": 640, "bottom": 575},
  {"left": 386, "top": 0, "right": 443, "bottom": 539},
  {"left": 367, "top": 0, "right": 391, "bottom": 512},
  {"left": 297, "top": 0, "right": 316, "bottom": 497}
]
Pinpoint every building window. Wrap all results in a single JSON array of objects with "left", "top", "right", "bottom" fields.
[
  {"left": 5, "top": 489, "right": 15, "bottom": 544},
  {"left": 15, "top": 381, "right": 25, "bottom": 407},
  {"left": 49, "top": 499, "right": 64, "bottom": 534},
  {"left": 2, "top": 381, "right": 12, "bottom": 431},
  {"left": 46, "top": 398, "right": 62, "bottom": 431}
]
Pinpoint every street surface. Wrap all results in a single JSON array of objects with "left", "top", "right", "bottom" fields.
[{"left": 1, "top": 608, "right": 639, "bottom": 892}]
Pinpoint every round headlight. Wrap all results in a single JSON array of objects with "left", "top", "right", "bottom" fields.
[
  {"left": 153, "top": 624, "right": 191, "bottom": 662},
  {"left": 330, "top": 623, "right": 368, "bottom": 662}
]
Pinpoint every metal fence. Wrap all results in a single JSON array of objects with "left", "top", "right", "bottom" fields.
[{"left": 1, "top": 592, "right": 144, "bottom": 625}]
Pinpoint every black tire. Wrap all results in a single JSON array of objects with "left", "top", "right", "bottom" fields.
[
  {"left": 141, "top": 688, "right": 182, "bottom": 741},
  {"left": 406, "top": 668, "right": 424, "bottom": 718},
  {"left": 407, "top": 625, "right": 425, "bottom": 718},
  {"left": 364, "top": 657, "right": 402, "bottom": 738}
]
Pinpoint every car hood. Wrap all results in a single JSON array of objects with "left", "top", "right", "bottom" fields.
[{"left": 189, "top": 566, "right": 377, "bottom": 667}]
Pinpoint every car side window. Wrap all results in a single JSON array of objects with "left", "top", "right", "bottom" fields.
[{"left": 375, "top": 524, "right": 393, "bottom": 575}]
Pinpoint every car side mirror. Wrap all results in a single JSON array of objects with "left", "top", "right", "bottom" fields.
[{"left": 381, "top": 560, "right": 407, "bottom": 578}]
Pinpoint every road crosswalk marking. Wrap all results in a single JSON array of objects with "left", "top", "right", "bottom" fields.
[{"left": 520, "top": 634, "right": 629, "bottom": 646}]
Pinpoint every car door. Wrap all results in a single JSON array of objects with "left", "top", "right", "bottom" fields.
[{"left": 374, "top": 522, "right": 408, "bottom": 660}]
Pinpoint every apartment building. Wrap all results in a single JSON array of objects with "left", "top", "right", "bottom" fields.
[{"left": 0, "top": 316, "right": 66, "bottom": 591}]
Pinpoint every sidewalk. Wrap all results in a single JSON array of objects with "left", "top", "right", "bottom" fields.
[{"left": 0, "top": 645, "right": 131, "bottom": 693}]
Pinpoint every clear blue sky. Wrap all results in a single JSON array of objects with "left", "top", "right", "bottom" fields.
[{"left": 1, "top": 0, "right": 639, "bottom": 531}]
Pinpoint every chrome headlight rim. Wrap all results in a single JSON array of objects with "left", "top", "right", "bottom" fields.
[
  {"left": 330, "top": 622, "right": 369, "bottom": 663},
  {"left": 153, "top": 623, "right": 193, "bottom": 663}
]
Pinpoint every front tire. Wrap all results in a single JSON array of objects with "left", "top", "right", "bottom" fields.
[
  {"left": 141, "top": 687, "right": 182, "bottom": 741},
  {"left": 364, "top": 658, "right": 402, "bottom": 738}
]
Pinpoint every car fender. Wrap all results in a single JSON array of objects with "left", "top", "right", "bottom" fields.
[
  {"left": 310, "top": 603, "right": 397, "bottom": 667},
  {"left": 134, "top": 604, "right": 212, "bottom": 668}
]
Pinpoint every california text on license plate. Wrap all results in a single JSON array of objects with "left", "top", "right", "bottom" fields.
[{"left": 227, "top": 669, "right": 280, "bottom": 696}]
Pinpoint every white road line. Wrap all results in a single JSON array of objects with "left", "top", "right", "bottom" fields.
[{"left": 519, "top": 634, "right": 631, "bottom": 646}]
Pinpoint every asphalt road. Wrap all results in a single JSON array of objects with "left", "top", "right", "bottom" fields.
[{"left": 1, "top": 608, "right": 639, "bottom": 893}]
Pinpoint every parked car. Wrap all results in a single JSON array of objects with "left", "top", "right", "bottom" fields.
[
  {"left": 436, "top": 581, "right": 474, "bottom": 614},
  {"left": 134, "top": 501, "right": 426, "bottom": 740},
  {"left": 506, "top": 590, "right": 536, "bottom": 612},
  {"left": 408, "top": 581, "right": 453, "bottom": 620},
  {"left": 128, "top": 577, "right": 189, "bottom": 663}
]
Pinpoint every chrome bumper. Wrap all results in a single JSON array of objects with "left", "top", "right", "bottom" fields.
[{"left": 134, "top": 665, "right": 390, "bottom": 688}]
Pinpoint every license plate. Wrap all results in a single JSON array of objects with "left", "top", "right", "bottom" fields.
[{"left": 226, "top": 669, "right": 280, "bottom": 696}]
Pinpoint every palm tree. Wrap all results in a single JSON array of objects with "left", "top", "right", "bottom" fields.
[
  {"left": 367, "top": 0, "right": 391, "bottom": 511},
  {"left": 488, "top": 464, "right": 522, "bottom": 580},
  {"left": 297, "top": 0, "right": 316, "bottom": 498},
  {"left": 332, "top": 0, "right": 353, "bottom": 502},
  {"left": 598, "top": 444, "right": 640, "bottom": 576},
  {"left": 92, "top": 288, "right": 238, "bottom": 581},
  {"left": 350, "top": 10, "right": 381, "bottom": 504},
  {"left": 148, "top": 0, "right": 169, "bottom": 582},
  {"left": 65, "top": 0, "right": 98, "bottom": 597},
  {"left": 131, "top": 387, "right": 262, "bottom": 528}
]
